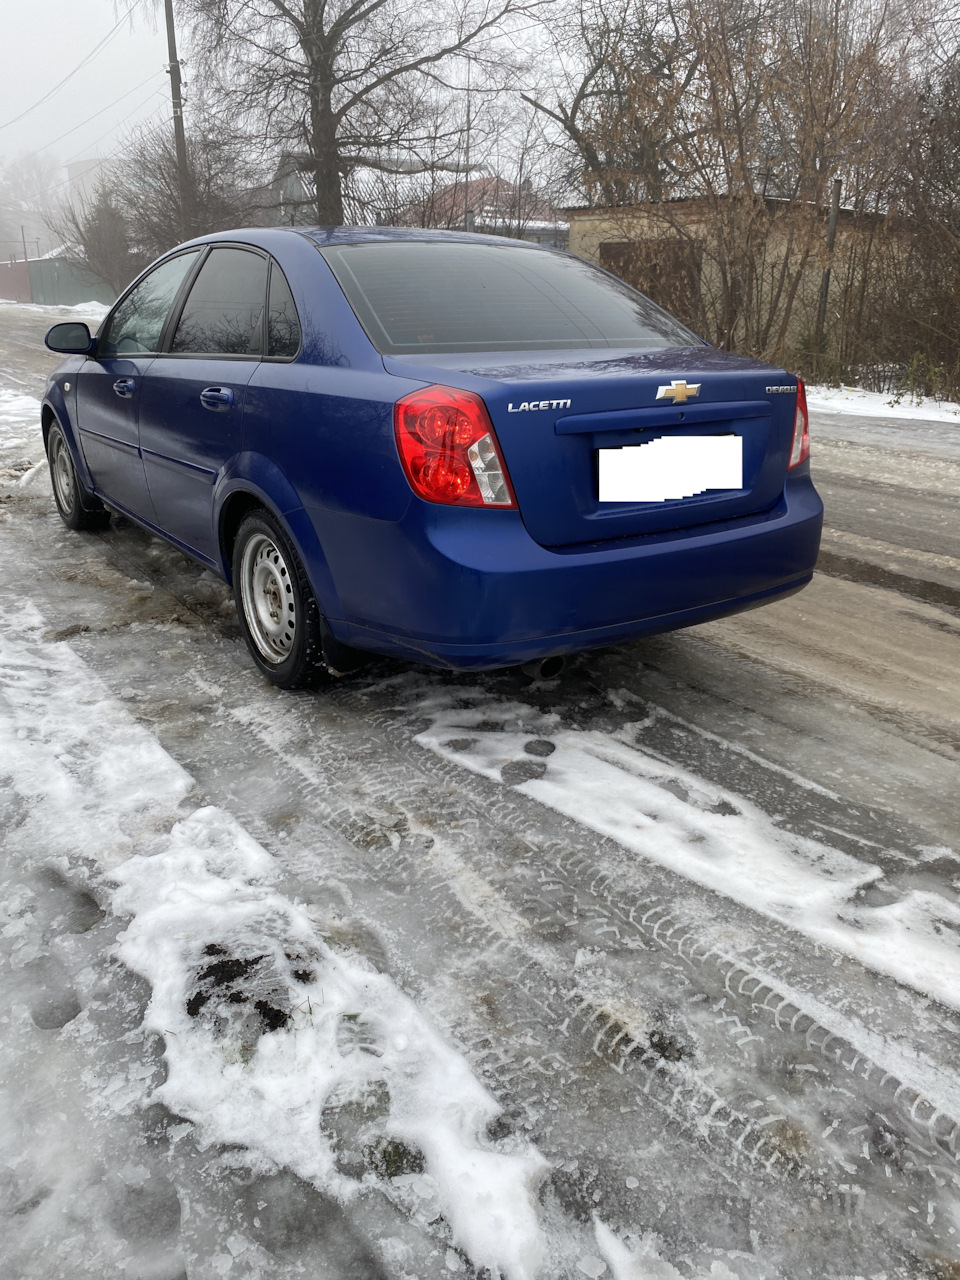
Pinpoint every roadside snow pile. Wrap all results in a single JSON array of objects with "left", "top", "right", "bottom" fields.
[
  {"left": 414, "top": 690, "right": 960, "bottom": 1015},
  {"left": 0, "top": 388, "right": 41, "bottom": 456},
  {"left": 0, "top": 299, "right": 110, "bottom": 322},
  {"left": 0, "top": 604, "right": 548, "bottom": 1280},
  {"left": 112, "top": 808, "right": 548, "bottom": 1280},
  {"left": 806, "top": 383, "right": 960, "bottom": 421}
]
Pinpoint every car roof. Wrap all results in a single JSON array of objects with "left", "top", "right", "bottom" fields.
[{"left": 180, "top": 225, "right": 552, "bottom": 252}]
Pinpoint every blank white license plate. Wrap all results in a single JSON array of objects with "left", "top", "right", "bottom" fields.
[{"left": 598, "top": 433, "right": 743, "bottom": 503}]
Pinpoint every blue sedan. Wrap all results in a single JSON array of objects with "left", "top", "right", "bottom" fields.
[{"left": 41, "top": 227, "right": 822, "bottom": 687}]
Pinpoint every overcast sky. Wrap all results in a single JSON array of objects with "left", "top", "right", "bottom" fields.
[{"left": 0, "top": 2, "right": 176, "bottom": 173}]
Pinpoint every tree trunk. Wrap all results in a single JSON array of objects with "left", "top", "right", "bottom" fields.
[{"left": 310, "top": 90, "right": 344, "bottom": 225}]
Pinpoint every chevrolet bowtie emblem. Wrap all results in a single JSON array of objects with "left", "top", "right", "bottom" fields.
[{"left": 656, "top": 380, "right": 702, "bottom": 404}]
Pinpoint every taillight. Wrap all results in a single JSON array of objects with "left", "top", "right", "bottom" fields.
[
  {"left": 788, "top": 379, "right": 810, "bottom": 468},
  {"left": 394, "top": 385, "right": 516, "bottom": 508}
]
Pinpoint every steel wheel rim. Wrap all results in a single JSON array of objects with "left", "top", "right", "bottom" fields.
[
  {"left": 239, "top": 532, "right": 297, "bottom": 663},
  {"left": 50, "top": 433, "right": 76, "bottom": 514}
]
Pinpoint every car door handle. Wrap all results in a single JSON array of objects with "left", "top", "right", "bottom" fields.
[
  {"left": 113, "top": 377, "right": 136, "bottom": 398},
  {"left": 200, "top": 386, "right": 234, "bottom": 411}
]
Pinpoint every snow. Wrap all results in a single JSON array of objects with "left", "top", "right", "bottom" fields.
[
  {"left": 414, "top": 691, "right": 960, "bottom": 1014},
  {"left": 0, "top": 299, "right": 110, "bottom": 321},
  {"left": 592, "top": 1221, "right": 741, "bottom": 1279},
  {"left": 113, "top": 809, "right": 548, "bottom": 1280},
  {"left": 806, "top": 383, "right": 960, "bottom": 422},
  {"left": 0, "top": 388, "right": 41, "bottom": 457},
  {"left": 0, "top": 602, "right": 548, "bottom": 1280}
]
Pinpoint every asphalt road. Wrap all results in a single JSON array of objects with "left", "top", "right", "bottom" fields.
[{"left": 817, "top": 471, "right": 960, "bottom": 561}]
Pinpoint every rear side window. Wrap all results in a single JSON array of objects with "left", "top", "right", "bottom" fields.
[
  {"left": 267, "top": 263, "right": 301, "bottom": 358},
  {"left": 321, "top": 241, "right": 701, "bottom": 354},
  {"left": 171, "top": 247, "right": 268, "bottom": 356},
  {"left": 99, "top": 250, "right": 200, "bottom": 357}
]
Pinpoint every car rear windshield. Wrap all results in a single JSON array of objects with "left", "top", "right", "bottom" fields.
[{"left": 320, "top": 241, "right": 702, "bottom": 354}]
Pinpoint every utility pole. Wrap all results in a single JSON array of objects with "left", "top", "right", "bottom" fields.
[
  {"left": 813, "top": 177, "right": 842, "bottom": 378},
  {"left": 164, "top": 0, "right": 191, "bottom": 239},
  {"left": 20, "top": 225, "right": 29, "bottom": 264},
  {"left": 463, "top": 58, "right": 471, "bottom": 233}
]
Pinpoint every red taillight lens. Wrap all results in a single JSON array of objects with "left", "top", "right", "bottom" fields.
[
  {"left": 394, "top": 385, "right": 517, "bottom": 508},
  {"left": 788, "top": 379, "right": 810, "bottom": 469}
]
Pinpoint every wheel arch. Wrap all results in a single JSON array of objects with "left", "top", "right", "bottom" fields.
[
  {"left": 219, "top": 489, "right": 266, "bottom": 581},
  {"left": 215, "top": 476, "right": 344, "bottom": 622},
  {"left": 41, "top": 401, "right": 56, "bottom": 445},
  {"left": 41, "top": 398, "right": 100, "bottom": 503}
]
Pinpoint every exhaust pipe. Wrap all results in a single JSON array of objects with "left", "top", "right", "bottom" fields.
[{"left": 520, "top": 655, "right": 566, "bottom": 680}]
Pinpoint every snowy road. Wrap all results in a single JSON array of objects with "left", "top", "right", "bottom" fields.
[{"left": 2, "top": 302, "right": 960, "bottom": 1279}]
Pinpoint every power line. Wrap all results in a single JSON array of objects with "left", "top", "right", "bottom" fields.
[
  {"left": 0, "top": 0, "right": 142, "bottom": 132},
  {"left": 63, "top": 92, "right": 169, "bottom": 168},
  {"left": 31, "top": 71, "right": 165, "bottom": 156},
  {"left": 39, "top": 92, "right": 169, "bottom": 200}
]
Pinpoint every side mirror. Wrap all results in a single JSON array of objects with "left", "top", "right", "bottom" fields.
[{"left": 45, "top": 322, "right": 95, "bottom": 355}]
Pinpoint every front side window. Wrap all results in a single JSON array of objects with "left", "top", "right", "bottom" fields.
[
  {"left": 99, "top": 251, "right": 201, "bottom": 357},
  {"left": 321, "top": 241, "right": 702, "bottom": 355},
  {"left": 171, "top": 247, "right": 268, "bottom": 357},
  {"left": 267, "top": 263, "right": 301, "bottom": 358}
]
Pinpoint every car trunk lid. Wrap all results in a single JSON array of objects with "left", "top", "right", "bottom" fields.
[{"left": 383, "top": 348, "right": 797, "bottom": 548}]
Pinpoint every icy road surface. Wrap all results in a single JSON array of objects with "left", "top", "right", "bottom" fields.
[{"left": 1, "top": 301, "right": 960, "bottom": 1279}]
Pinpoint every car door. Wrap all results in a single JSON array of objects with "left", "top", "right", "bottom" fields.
[
  {"left": 76, "top": 250, "right": 201, "bottom": 520},
  {"left": 138, "top": 245, "right": 268, "bottom": 562}
]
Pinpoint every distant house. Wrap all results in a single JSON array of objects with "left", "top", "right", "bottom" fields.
[
  {"left": 259, "top": 154, "right": 316, "bottom": 226},
  {"left": 563, "top": 196, "right": 879, "bottom": 350},
  {"left": 399, "top": 176, "right": 568, "bottom": 249}
]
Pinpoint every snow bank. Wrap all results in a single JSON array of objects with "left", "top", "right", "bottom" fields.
[
  {"left": 0, "top": 604, "right": 548, "bottom": 1280},
  {"left": 0, "top": 299, "right": 111, "bottom": 321},
  {"left": 0, "top": 389, "right": 41, "bottom": 456},
  {"left": 806, "top": 383, "right": 960, "bottom": 422},
  {"left": 415, "top": 692, "right": 960, "bottom": 1014}
]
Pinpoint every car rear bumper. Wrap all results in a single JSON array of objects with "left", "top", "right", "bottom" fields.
[{"left": 309, "top": 471, "right": 823, "bottom": 670}]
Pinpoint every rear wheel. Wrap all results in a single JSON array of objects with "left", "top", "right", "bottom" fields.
[
  {"left": 233, "top": 509, "right": 327, "bottom": 689},
  {"left": 46, "top": 424, "right": 110, "bottom": 531}
]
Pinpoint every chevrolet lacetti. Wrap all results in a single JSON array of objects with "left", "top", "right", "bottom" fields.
[{"left": 41, "top": 227, "right": 822, "bottom": 687}]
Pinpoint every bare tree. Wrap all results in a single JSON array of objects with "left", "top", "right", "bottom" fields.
[
  {"left": 533, "top": 0, "right": 923, "bottom": 367},
  {"left": 48, "top": 106, "right": 272, "bottom": 295},
  {"left": 391, "top": 92, "right": 567, "bottom": 237},
  {"left": 49, "top": 178, "right": 143, "bottom": 295},
  {"left": 116, "top": 112, "right": 271, "bottom": 258},
  {"left": 521, "top": 0, "right": 700, "bottom": 205},
  {"left": 858, "top": 56, "right": 960, "bottom": 397},
  {"left": 176, "top": 0, "right": 548, "bottom": 226}
]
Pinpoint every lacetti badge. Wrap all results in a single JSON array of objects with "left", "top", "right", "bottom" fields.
[
  {"left": 656, "top": 380, "right": 701, "bottom": 403},
  {"left": 507, "top": 398, "right": 572, "bottom": 412}
]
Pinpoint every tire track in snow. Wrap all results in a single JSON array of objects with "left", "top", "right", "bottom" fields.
[{"left": 160, "top": 675, "right": 960, "bottom": 1271}]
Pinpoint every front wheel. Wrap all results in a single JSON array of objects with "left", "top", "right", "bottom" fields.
[
  {"left": 233, "top": 509, "right": 327, "bottom": 689},
  {"left": 46, "top": 424, "right": 110, "bottom": 531}
]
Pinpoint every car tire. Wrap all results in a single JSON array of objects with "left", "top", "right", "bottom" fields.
[
  {"left": 233, "top": 508, "right": 329, "bottom": 689},
  {"left": 46, "top": 423, "right": 111, "bottom": 531}
]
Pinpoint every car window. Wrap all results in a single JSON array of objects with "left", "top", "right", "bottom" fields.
[
  {"left": 267, "top": 262, "right": 301, "bottom": 358},
  {"left": 171, "top": 247, "right": 268, "bottom": 357},
  {"left": 321, "top": 241, "right": 701, "bottom": 354},
  {"left": 99, "top": 251, "right": 201, "bottom": 357}
]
